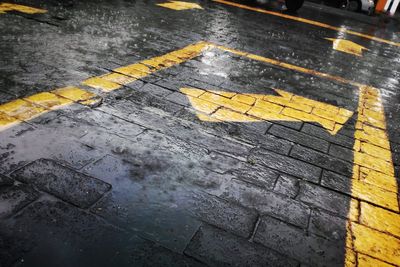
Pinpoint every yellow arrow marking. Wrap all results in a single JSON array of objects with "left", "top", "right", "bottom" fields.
[
  {"left": 0, "top": 3, "right": 47, "bottom": 15},
  {"left": 326, "top": 38, "right": 369, "bottom": 57},
  {"left": 157, "top": 1, "right": 203, "bottom": 10},
  {"left": 181, "top": 87, "right": 354, "bottom": 135}
]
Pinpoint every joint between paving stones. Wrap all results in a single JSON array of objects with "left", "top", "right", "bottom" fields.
[{"left": 249, "top": 215, "right": 262, "bottom": 242}]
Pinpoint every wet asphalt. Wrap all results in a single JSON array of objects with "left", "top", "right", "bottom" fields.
[{"left": 0, "top": 0, "right": 399, "bottom": 266}]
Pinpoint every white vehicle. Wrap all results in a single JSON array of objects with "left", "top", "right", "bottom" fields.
[{"left": 347, "top": 0, "right": 375, "bottom": 14}]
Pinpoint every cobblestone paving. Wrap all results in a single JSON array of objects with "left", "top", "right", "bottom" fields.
[{"left": 0, "top": 0, "right": 400, "bottom": 266}]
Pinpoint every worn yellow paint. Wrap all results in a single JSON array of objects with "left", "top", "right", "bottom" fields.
[
  {"left": 360, "top": 202, "right": 400, "bottom": 238},
  {"left": 157, "top": 1, "right": 203, "bottom": 10},
  {"left": 213, "top": 0, "right": 400, "bottom": 47},
  {"left": 0, "top": 3, "right": 47, "bottom": 14},
  {"left": 199, "top": 91, "right": 251, "bottom": 113},
  {"left": 325, "top": 38, "right": 368, "bottom": 57},
  {"left": 359, "top": 167, "right": 398, "bottom": 193},
  {"left": 181, "top": 87, "right": 353, "bottom": 135},
  {"left": 82, "top": 42, "right": 210, "bottom": 92},
  {"left": 0, "top": 86, "right": 98, "bottom": 127},
  {"left": 213, "top": 108, "right": 259, "bottom": 122},
  {"left": 52, "top": 86, "right": 96, "bottom": 102},
  {"left": 232, "top": 94, "right": 256, "bottom": 105},
  {"left": 357, "top": 254, "right": 395, "bottom": 267},
  {"left": 0, "top": 112, "right": 20, "bottom": 131},
  {"left": 345, "top": 85, "right": 400, "bottom": 267},
  {"left": 81, "top": 77, "right": 121, "bottom": 92},
  {"left": 350, "top": 223, "right": 400, "bottom": 265},
  {"left": 24, "top": 92, "right": 72, "bottom": 110}
]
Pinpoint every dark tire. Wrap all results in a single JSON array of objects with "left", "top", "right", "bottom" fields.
[
  {"left": 346, "top": 0, "right": 361, "bottom": 11},
  {"left": 285, "top": 0, "right": 304, "bottom": 11}
]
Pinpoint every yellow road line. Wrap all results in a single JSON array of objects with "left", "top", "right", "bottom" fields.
[
  {"left": 0, "top": 3, "right": 47, "bottom": 14},
  {"left": 213, "top": 0, "right": 400, "bottom": 48},
  {"left": 81, "top": 42, "right": 210, "bottom": 91},
  {"left": 0, "top": 86, "right": 95, "bottom": 131},
  {"left": 345, "top": 86, "right": 400, "bottom": 267},
  {"left": 157, "top": 1, "right": 203, "bottom": 10}
]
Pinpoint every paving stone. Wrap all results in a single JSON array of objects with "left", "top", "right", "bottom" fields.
[
  {"left": 0, "top": 184, "right": 39, "bottom": 218},
  {"left": 0, "top": 199, "right": 193, "bottom": 267},
  {"left": 301, "top": 124, "right": 354, "bottom": 149},
  {"left": 165, "top": 91, "right": 192, "bottom": 106},
  {"left": 213, "top": 179, "right": 310, "bottom": 228},
  {"left": 254, "top": 216, "right": 345, "bottom": 266},
  {"left": 11, "top": 159, "right": 111, "bottom": 208},
  {"left": 185, "top": 224, "right": 298, "bottom": 267},
  {"left": 125, "top": 236, "right": 206, "bottom": 267},
  {"left": 0, "top": 174, "right": 13, "bottom": 186},
  {"left": 91, "top": 191, "right": 202, "bottom": 253},
  {"left": 128, "top": 91, "right": 184, "bottom": 114},
  {"left": 320, "top": 170, "right": 352, "bottom": 195},
  {"left": 229, "top": 163, "right": 279, "bottom": 190},
  {"left": 248, "top": 148, "right": 322, "bottom": 183},
  {"left": 308, "top": 209, "right": 347, "bottom": 241},
  {"left": 83, "top": 154, "right": 203, "bottom": 253},
  {"left": 273, "top": 175, "right": 300, "bottom": 198},
  {"left": 73, "top": 109, "right": 145, "bottom": 139},
  {"left": 188, "top": 192, "right": 258, "bottom": 238},
  {"left": 296, "top": 182, "right": 351, "bottom": 217},
  {"left": 268, "top": 124, "right": 330, "bottom": 153},
  {"left": 100, "top": 100, "right": 253, "bottom": 160},
  {"left": 328, "top": 143, "right": 354, "bottom": 163},
  {"left": 140, "top": 82, "right": 173, "bottom": 97},
  {"left": 290, "top": 145, "right": 353, "bottom": 177},
  {"left": 0, "top": 123, "right": 105, "bottom": 173}
]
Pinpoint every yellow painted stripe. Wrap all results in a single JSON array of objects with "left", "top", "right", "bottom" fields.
[
  {"left": 0, "top": 86, "right": 96, "bottom": 128},
  {"left": 213, "top": 0, "right": 400, "bottom": 47},
  {"left": 157, "top": 1, "right": 203, "bottom": 10},
  {"left": 345, "top": 85, "right": 399, "bottom": 266},
  {"left": 214, "top": 44, "right": 365, "bottom": 88},
  {"left": 0, "top": 3, "right": 47, "bottom": 14},
  {"left": 82, "top": 42, "right": 211, "bottom": 91}
]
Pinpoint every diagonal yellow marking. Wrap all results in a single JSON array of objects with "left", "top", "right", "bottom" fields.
[
  {"left": 326, "top": 38, "right": 369, "bottom": 57},
  {"left": 81, "top": 42, "right": 210, "bottom": 92},
  {"left": 181, "top": 87, "right": 354, "bottom": 135},
  {"left": 213, "top": 0, "right": 400, "bottom": 47},
  {"left": 0, "top": 86, "right": 96, "bottom": 127},
  {"left": 157, "top": 1, "right": 203, "bottom": 10},
  {"left": 0, "top": 3, "right": 47, "bottom": 14}
]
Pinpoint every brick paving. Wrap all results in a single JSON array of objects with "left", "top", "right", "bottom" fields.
[{"left": 0, "top": 0, "right": 400, "bottom": 266}]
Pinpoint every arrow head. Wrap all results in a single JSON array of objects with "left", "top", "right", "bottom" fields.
[{"left": 181, "top": 87, "right": 354, "bottom": 135}]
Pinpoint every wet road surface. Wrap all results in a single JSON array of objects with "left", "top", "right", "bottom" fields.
[{"left": 0, "top": 0, "right": 400, "bottom": 266}]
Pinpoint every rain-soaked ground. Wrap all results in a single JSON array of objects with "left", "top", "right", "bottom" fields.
[{"left": 0, "top": 0, "right": 400, "bottom": 266}]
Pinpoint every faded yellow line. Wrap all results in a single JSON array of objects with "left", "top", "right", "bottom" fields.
[
  {"left": 157, "top": 1, "right": 203, "bottom": 10},
  {"left": 344, "top": 86, "right": 400, "bottom": 267},
  {"left": 0, "top": 3, "right": 47, "bottom": 14},
  {"left": 214, "top": 43, "right": 364, "bottom": 87},
  {"left": 0, "top": 86, "right": 95, "bottom": 131},
  {"left": 213, "top": 0, "right": 400, "bottom": 47},
  {"left": 82, "top": 41, "right": 211, "bottom": 91}
]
